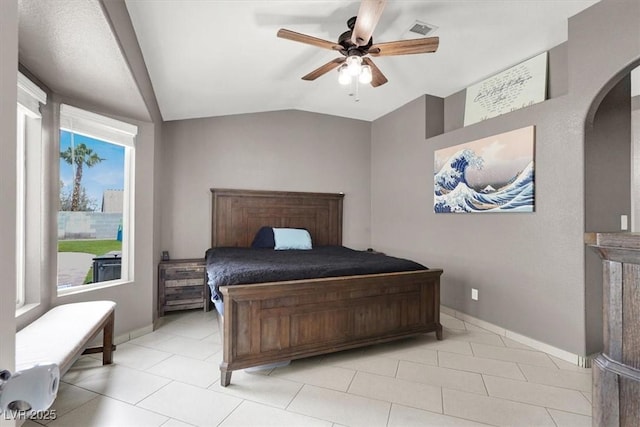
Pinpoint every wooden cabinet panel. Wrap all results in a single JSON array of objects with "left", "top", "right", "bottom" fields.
[{"left": 588, "top": 233, "right": 640, "bottom": 425}]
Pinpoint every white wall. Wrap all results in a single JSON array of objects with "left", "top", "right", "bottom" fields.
[
  {"left": 0, "top": 0, "right": 18, "bottom": 395},
  {"left": 161, "top": 110, "right": 372, "bottom": 259}
]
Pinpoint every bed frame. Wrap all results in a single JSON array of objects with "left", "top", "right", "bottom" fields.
[{"left": 210, "top": 188, "right": 443, "bottom": 386}]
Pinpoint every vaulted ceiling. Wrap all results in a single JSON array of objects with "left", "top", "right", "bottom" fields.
[
  {"left": 124, "top": 0, "right": 599, "bottom": 122},
  {"left": 18, "top": 0, "right": 150, "bottom": 121},
  {"left": 19, "top": 0, "right": 622, "bottom": 123}
]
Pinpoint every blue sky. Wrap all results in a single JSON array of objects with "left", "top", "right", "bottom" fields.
[{"left": 59, "top": 130, "right": 125, "bottom": 210}]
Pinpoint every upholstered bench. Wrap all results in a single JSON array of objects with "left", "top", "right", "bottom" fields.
[{"left": 15, "top": 301, "right": 116, "bottom": 375}]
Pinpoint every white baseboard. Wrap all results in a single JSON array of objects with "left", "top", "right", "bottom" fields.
[{"left": 441, "top": 306, "right": 592, "bottom": 368}]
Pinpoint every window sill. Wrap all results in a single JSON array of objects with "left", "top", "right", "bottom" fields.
[
  {"left": 57, "top": 279, "right": 133, "bottom": 297},
  {"left": 15, "top": 302, "right": 41, "bottom": 319}
]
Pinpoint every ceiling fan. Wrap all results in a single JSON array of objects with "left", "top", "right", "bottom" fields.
[{"left": 276, "top": 0, "right": 439, "bottom": 88}]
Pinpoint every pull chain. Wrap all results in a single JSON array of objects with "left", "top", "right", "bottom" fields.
[{"left": 348, "top": 78, "right": 360, "bottom": 102}]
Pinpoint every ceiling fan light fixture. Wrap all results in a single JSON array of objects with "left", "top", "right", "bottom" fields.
[
  {"left": 346, "top": 55, "right": 362, "bottom": 76},
  {"left": 338, "top": 64, "right": 351, "bottom": 85},
  {"left": 358, "top": 64, "right": 372, "bottom": 84}
]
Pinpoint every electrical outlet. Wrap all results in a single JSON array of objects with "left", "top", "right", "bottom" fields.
[
  {"left": 621, "top": 215, "right": 628, "bottom": 231},
  {"left": 471, "top": 288, "right": 478, "bottom": 301}
]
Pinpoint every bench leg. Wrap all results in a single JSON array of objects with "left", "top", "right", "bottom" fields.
[{"left": 103, "top": 312, "right": 114, "bottom": 365}]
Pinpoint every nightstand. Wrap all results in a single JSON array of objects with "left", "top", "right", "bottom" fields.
[{"left": 158, "top": 258, "right": 208, "bottom": 316}]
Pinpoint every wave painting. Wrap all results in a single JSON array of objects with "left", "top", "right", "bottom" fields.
[{"left": 434, "top": 126, "right": 535, "bottom": 213}]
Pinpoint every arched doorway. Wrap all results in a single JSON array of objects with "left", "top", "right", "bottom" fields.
[{"left": 584, "top": 59, "right": 640, "bottom": 356}]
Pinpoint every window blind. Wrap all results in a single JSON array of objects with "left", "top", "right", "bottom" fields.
[{"left": 59, "top": 104, "right": 137, "bottom": 148}]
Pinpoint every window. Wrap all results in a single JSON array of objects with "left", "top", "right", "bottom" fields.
[
  {"left": 16, "top": 72, "right": 46, "bottom": 310},
  {"left": 57, "top": 104, "right": 137, "bottom": 294}
]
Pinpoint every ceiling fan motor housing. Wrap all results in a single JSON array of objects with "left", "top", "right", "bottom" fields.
[{"left": 338, "top": 17, "right": 373, "bottom": 56}]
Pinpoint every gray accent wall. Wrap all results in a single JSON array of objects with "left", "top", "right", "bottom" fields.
[
  {"left": 584, "top": 76, "right": 632, "bottom": 354},
  {"left": 371, "top": 0, "right": 639, "bottom": 356},
  {"left": 571, "top": 0, "right": 639, "bottom": 355},
  {"left": 373, "top": 94, "right": 587, "bottom": 354},
  {"left": 160, "top": 110, "right": 372, "bottom": 259}
]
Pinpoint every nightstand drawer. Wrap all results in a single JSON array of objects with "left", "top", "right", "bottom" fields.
[
  {"left": 163, "top": 267, "right": 205, "bottom": 280},
  {"left": 158, "top": 258, "right": 207, "bottom": 316},
  {"left": 165, "top": 285, "right": 203, "bottom": 299},
  {"left": 165, "top": 278, "right": 204, "bottom": 288}
]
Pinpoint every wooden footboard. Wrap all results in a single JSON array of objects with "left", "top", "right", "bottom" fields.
[{"left": 219, "top": 269, "right": 443, "bottom": 386}]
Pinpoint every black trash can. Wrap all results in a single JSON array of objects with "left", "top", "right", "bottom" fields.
[{"left": 92, "top": 252, "right": 121, "bottom": 283}]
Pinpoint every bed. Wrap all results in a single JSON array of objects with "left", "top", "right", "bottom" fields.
[{"left": 208, "top": 188, "right": 443, "bottom": 386}]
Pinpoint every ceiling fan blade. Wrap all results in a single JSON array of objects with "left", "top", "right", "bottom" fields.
[
  {"left": 277, "top": 28, "right": 342, "bottom": 51},
  {"left": 351, "top": 0, "right": 387, "bottom": 46},
  {"left": 369, "top": 37, "right": 439, "bottom": 56},
  {"left": 302, "top": 58, "right": 346, "bottom": 81},
  {"left": 362, "top": 57, "right": 388, "bottom": 87}
]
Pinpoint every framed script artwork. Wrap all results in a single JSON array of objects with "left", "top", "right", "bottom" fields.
[
  {"left": 464, "top": 53, "right": 547, "bottom": 126},
  {"left": 434, "top": 126, "right": 535, "bottom": 213}
]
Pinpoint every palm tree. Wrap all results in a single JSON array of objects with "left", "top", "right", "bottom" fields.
[{"left": 60, "top": 143, "right": 104, "bottom": 211}]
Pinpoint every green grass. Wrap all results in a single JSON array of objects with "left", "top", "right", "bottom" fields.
[
  {"left": 84, "top": 268, "right": 94, "bottom": 285},
  {"left": 58, "top": 239, "right": 122, "bottom": 256},
  {"left": 58, "top": 240, "right": 122, "bottom": 284}
]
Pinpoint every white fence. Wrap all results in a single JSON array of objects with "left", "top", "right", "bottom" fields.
[{"left": 57, "top": 212, "right": 122, "bottom": 240}]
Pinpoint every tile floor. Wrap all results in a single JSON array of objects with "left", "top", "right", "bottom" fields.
[{"left": 24, "top": 310, "right": 592, "bottom": 427}]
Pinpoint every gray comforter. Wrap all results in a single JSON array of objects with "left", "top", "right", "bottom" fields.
[{"left": 205, "top": 246, "right": 427, "bottom": 302}]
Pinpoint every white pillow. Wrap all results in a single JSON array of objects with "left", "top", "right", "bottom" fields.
[{"left": 273, "top": 228, "right": 312, "bottom": 250}]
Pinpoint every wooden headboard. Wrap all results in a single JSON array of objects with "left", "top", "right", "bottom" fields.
[{"left": 210, "top": 188, "right": 344, "bottom": 248}]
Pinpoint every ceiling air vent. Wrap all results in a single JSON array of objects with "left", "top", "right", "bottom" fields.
[{"left": 409, "top": 20, "right": 437, "bottom": 36}]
